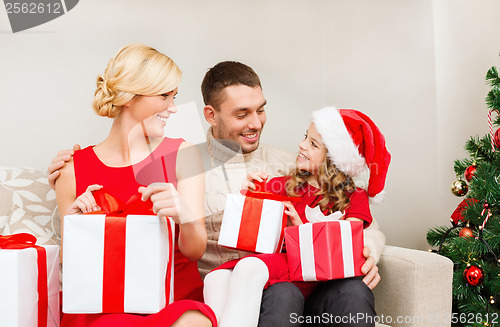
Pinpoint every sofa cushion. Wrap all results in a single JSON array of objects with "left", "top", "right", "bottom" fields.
[{"left": 0, "top": 167, "right": 60, "bottom": 245}]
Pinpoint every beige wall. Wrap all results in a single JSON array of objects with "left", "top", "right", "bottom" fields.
[{"left": 1, "top": 0, "right": 499, "bottom": 250}]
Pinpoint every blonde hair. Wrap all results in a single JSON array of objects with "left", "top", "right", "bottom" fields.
[
  {"left": 92, "top": 44, "right": 182, "bottom": 118},
  {"left": 285, "top": 156, "right": 355, "bottom": 214}
]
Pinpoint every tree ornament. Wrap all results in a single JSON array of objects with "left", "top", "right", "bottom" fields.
[
  {"left": 463, "top": 265, "right": 485, "bottom": 286},
  {"left": 464, "top": 164, "right": 477, "bottom": 182},
  {"left": 495, "top": 128, "right": 500, "bottom": 149},
  {"left": 451, "top": 179, "right": 468, "bottom": 196},
  {"left": 459, "top": 226, "right": 474, "bottom": 238},
  {"left": 489, "top": 110, "right": 500, "bottom": 151},
  {"left": 451, "top": 198, "right": 479, "bottom": 225}
]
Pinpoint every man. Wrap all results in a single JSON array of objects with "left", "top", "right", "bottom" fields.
[{"left": 49, "top": 61, "right": 384, "bottom": 326}]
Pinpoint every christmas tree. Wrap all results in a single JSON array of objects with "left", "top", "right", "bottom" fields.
[{"left": 427, "top": 58, "right": 500, "bottom": 326}]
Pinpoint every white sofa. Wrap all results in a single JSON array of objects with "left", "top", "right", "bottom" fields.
[{"left": 0, "top": 166, "right": 453, "bottom": 327}]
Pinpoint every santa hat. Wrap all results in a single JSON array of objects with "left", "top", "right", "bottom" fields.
[{"left": 311, "top": 107, "right": 391, "bottom": 204}]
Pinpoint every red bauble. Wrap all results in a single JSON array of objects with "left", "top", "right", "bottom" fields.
[
  {"left": 459, "top": 227, "right": 474, "bottom": 238},
  {"left": 495, "top": 128, "right": 500, "bottom": 149},
  {"left": 463, "top": 265, "right": 485, "bottom": 286},
  {"left": 464, "top": 164, "right": 477, "bottom": 182}
]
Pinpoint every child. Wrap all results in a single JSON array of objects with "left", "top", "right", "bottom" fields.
[{"left": 203, "top": 107, "right": 391, "bottom": 327}]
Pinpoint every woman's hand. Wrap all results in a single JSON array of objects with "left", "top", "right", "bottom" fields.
[
  {"left": 284, "top": 201, "right": 302, "bottom": 225},
  {"left": 242, "top": 171, "right": 269, "bottom": 190},
  {"left": 68, "top": 184, "right": 103, "bottom": 214},
  {"left": 139, "top": 183, "right": 186, "bottom": 225}
]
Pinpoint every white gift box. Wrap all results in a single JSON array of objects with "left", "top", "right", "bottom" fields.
[
  {"left": 62, "top": 214, "right": 175, "bottom": 314},
  {"left": 0, "top": 244, "right": 60, "bottom": 327},
  {"left": 218, "top": 193, "right": 286, "bottom": 253}
]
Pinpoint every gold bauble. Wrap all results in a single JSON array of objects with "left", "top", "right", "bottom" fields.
[{"left": 451, "top": 179, "right": 468, "bottom": 196}]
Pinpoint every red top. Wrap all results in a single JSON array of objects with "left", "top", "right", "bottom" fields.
[
  {"left": 265, "top": 176, "right": 373, "bottom": 226},
  {"left": 73, "top": 138, "right": 203, "bottom": 302}
]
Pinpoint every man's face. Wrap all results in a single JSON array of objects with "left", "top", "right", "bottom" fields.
[{"left": 211, "top": 85, "right": 266, "bottom": 154}]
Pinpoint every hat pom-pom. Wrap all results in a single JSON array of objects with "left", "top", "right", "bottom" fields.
[{"left": 369, "top": 191, "right": 386, "bottom": 205}]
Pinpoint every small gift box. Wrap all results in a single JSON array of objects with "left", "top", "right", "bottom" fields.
[
  {"left": 0, "top": 233, "right": 60, "bottom": 327},
  {"left": 285, "top": 220, "right": 365, "bottom": 281},
  {"left": 218, "top": 180, "right": 300, "bottom": 254},
  {"left": 62, "top": 190, "right": 175, "bottom": 314}
]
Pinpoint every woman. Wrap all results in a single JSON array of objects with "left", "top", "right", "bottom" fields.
[{"left": 55, "top": 44, "right": 216, "bottom": 326}]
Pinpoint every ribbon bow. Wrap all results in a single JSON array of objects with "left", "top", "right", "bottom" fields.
[
  {"left": 91, "top": 189, "right": 154, "bottom": 216},
  {"left": 0, "top": 233, "right": 48, "bottom": 327}
]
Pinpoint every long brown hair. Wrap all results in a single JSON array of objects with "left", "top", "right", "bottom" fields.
[{"left": 285, "top": 156, "right": 355, "bottom": 214}]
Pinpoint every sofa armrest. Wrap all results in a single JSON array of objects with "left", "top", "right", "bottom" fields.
[{"left": 372, "top": 245, "right": 453, "bottom": 327}]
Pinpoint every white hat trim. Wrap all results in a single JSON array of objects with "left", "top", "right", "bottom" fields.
[
  {"left": 311, "top": 107, "right": 365, "bottom": 177},
  {"left": 369, "top": 191, "right": 386, "bottom": 205}
]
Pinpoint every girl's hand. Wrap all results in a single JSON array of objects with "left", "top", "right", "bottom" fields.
[
  {"left": 345, "top": 217, "right": 364, "bottom": 222},
  {"left": 242, "top": 171, "right": 269, "bottom": 190},
  {"left": 284, "top": 201, "right": 302, "bottom": 225},
  {"left": 68, "top": 184, "right": 103, "bottom": 214},
  {"left": 139, "top": 183, "right": 185, "bottom": 225}
]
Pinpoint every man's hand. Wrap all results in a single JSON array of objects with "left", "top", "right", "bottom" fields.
[
  {"left": 361, "top": 246, "right": 380, "bottom": 290},
  {"left": 48, "top": 144, "right": 81, "bottom": 190}
]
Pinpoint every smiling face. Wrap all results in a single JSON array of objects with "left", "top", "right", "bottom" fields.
[
  {"left": 128, "top": 87, "right": 178, "bottom": 138},
  {"left": 206, "top": 85, "right": 266, "bottom": 154},
  {"left": 296, "top": 122, "right": 327, "bottom": 175}
]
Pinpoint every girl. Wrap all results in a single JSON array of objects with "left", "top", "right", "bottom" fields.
[
  {"left": 204, "top": 107, "right": 391, "bottom": 327},
  {"left": 55, "top": 44, "right": 216, "bottom": 327}
]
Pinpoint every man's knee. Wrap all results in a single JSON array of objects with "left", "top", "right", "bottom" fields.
[
  {"left": 322, "top": 278, "right": 374, "bottom": 307},
  {"left": 259, "top": 282, "right": 304, "bottom": 326},
  {"left": 305, "top": 278, "right": 375, "bottom": 316},
  {"left": 303, "top": 279, "right": 375, "bottom": 327}
]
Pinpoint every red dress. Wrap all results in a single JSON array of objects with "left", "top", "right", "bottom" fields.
[
  {"left": 61, "top": 138, "right": 217, "bottom": 327},
  {"left": 215, "top": 176, "right": 372, "bottom": 298}
]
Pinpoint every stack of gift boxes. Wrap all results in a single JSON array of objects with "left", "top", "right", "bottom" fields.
[
  {"left": 0, "top": 182, "right": 365, "bottom": 327},
  {"left": 0, "top": 190, "right": 175, "bottom": 327},
  {"left": 219, "top": 182, "right": 365, "bottom": 281}
]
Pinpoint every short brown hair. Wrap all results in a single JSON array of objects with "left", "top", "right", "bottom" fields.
[{"left": 201, "top": 61, "right": 262, "bottom": 108}]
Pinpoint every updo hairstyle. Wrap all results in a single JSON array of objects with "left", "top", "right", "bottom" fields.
[{"left": 92, "top": 44, "right": 182, "bottom": 118}]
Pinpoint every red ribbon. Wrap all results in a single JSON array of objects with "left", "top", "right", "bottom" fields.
[
  {"left": 236, "top": 197, "right": 264, "bottom": 251},
  {"left": 0, "top": 233, "right": 48, "bottom": 327},
  {"left": 240, "top": 179, "right": 302, "bottom": 202},
  {"left": 236, "top": 180, "right": 298, "bottom": 252},
  {"left": 88, "top": 189, "right": 155, "bottom": 313}
]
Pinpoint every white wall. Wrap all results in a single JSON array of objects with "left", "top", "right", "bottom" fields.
[{"left": 1, "top": 0, "right": 499, "bottom": 250}]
